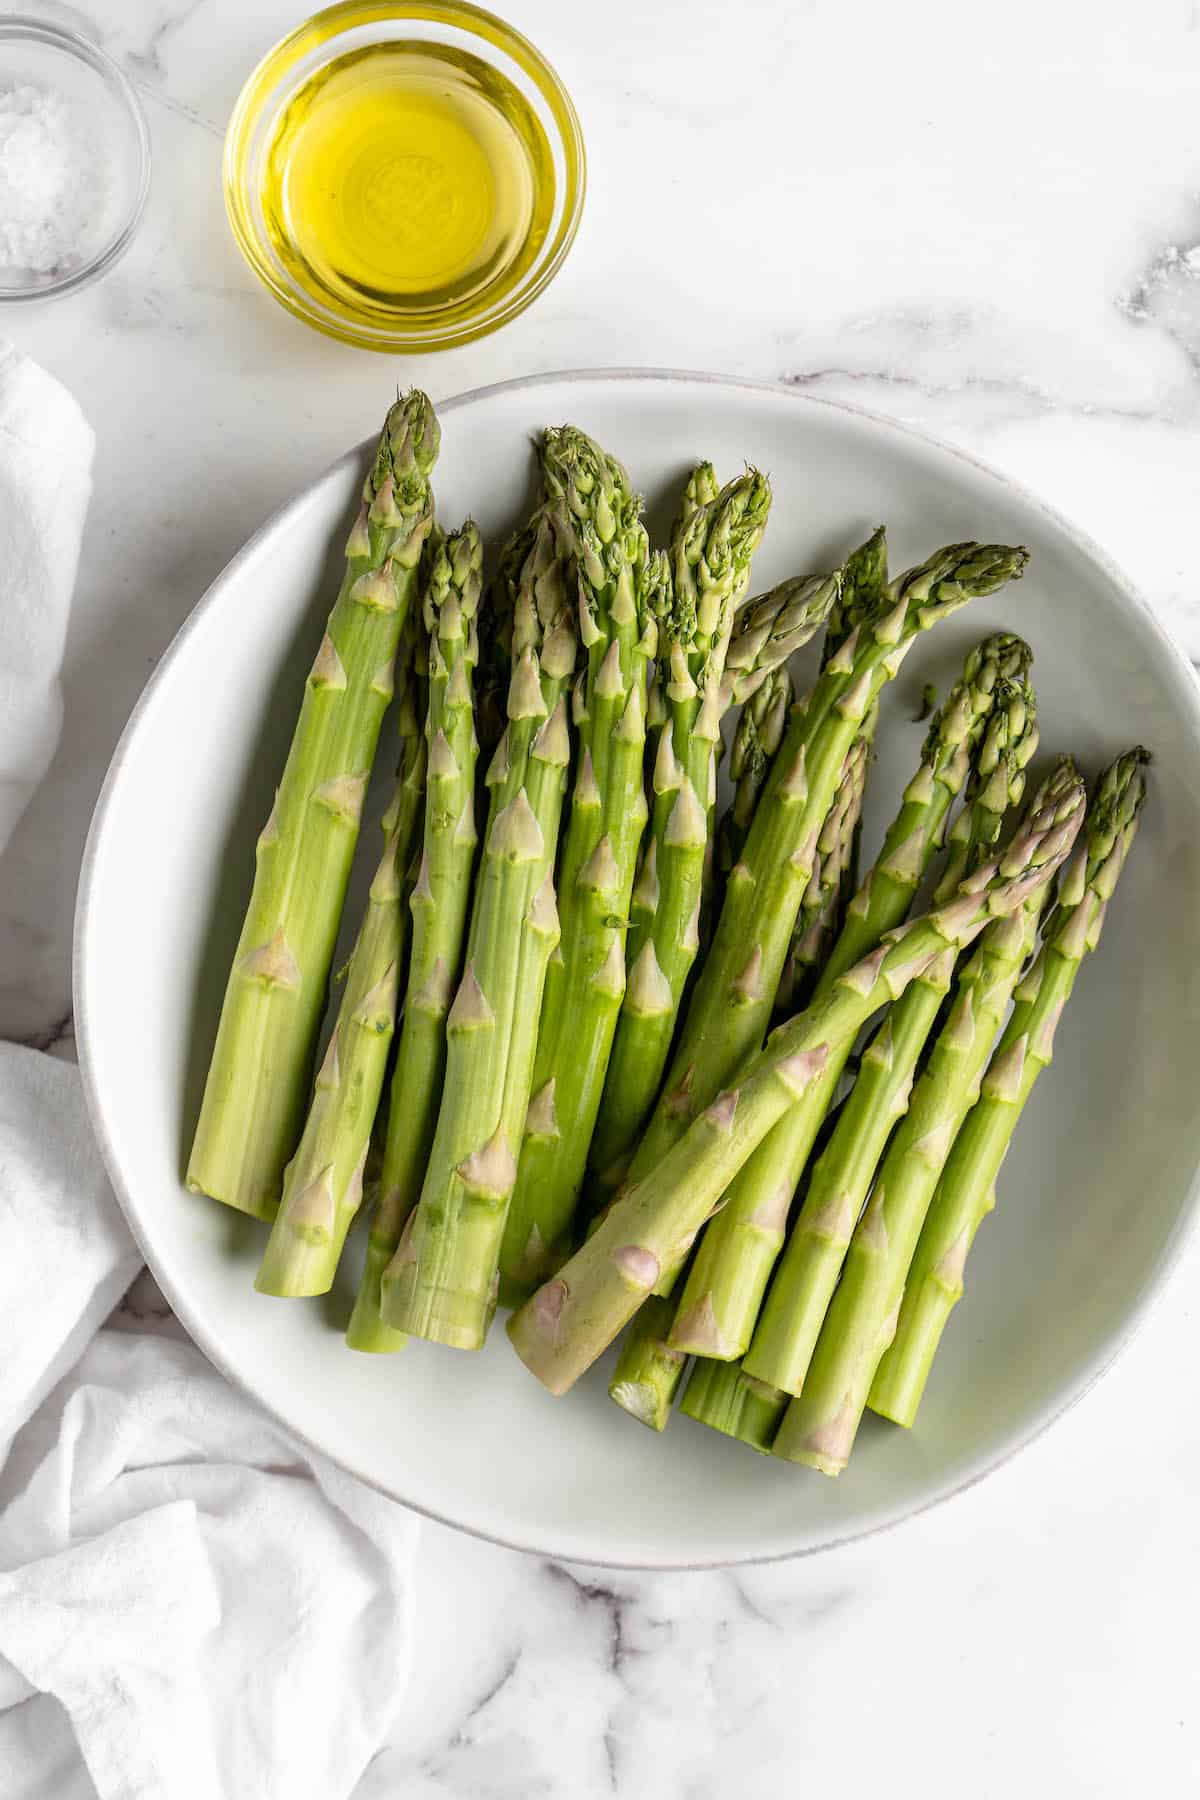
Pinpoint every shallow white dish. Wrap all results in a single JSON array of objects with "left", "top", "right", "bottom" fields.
[{"left": 76, "top": 371, "right": 1200, "bottom": 1567}]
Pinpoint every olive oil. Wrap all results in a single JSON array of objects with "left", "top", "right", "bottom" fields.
[{"left": 262, "top": 40, "right": 555, "bottom": 326}]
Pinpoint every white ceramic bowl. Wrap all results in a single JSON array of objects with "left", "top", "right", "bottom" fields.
[{"left": 75, "top": 371, "right": 1200, "bottom": 1567}]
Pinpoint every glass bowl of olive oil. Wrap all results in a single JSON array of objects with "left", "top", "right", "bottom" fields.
[{"left": 224, "top": 1, "right": 584, "bottom": 352}]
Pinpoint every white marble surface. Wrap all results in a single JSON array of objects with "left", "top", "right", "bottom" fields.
[{"left": 6, "top": 0, "right": 1200, "bottom": 1792}]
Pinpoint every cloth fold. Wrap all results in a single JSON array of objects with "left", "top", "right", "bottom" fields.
[
  {"left": 0, "top": 348, "right": 417, "bottom": 1800},
  {"left": 0, "top": 341, "right": 94, "bottom": 855}
]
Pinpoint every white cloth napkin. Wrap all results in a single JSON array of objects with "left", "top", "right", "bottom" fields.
[
  {"left": 0, "top": 341, "right": 94, "bottom": 853},
  {"left": 0, "top": 352, "right": 419, "bottom": 1800}
]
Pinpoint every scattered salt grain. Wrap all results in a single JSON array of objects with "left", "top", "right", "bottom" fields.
[{"left": 0, "top": 82, "right": 104, "bottom": 274}]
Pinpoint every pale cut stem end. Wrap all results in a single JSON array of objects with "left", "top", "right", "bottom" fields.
[
  {"left": 254, "top": 1223, "right": 345, "bottom": 1298},
  {"left": 346, "top": 1241, "right": 411, "bottom": 1353},
  {"left": 185, "top": 1174, "right": 278, "bottom": 1224},
  {"left": 383, "top": 1274, "right": 493, "bottom": 1350}
]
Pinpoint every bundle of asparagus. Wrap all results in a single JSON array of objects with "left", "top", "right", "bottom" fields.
[
  {"left": 188, "top": 391, "right": 1149, "bottom": 1486},
  {"left": 255, "top": 622, "right": 430, "bottom": 1299},
  {"left": 584, "top": 483, "right": 837, "bottom": 1218},
  {"left": 347, "top": 522, "right": 484, "bottom": 1349},
  {"left": 380, "top": 504, "right": 578, "bottom": 1348},
  {"left": 627, "top": 634, "right": 1038, "bottom": 1429}
]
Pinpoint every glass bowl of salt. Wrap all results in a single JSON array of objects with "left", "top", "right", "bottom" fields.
[{"left": 0, "top": 18, "right": 150, "bottom": 301}]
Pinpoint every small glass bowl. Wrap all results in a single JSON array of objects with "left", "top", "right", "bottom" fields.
[
  {"left": 223, "top": 1, "right": 585, "bottom": 353},
  {"left": 0, "top": 17, "right": 151, "bottom": 303}
]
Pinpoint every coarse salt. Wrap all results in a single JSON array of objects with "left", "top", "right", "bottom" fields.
[{"left": 0, "top": 82, "right": 104, "bottom": 274}]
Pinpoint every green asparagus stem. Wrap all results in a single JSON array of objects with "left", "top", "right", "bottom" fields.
[
  {"left": 188, "top": 395, "right": 439, "bottom": 1220},
  {"left": 607, "top": 1295, "right": 689, "bottom": 1430},
  {"left": 775, "top": 732, "right": 871, "bottom": 1019},
  {"left": 679, "top": 1099, "right": 848, "bottom": 1451},
  {"left": 869, "top": 747, "right": 1150, "bottom": 1426},
  {"left": 621, "top": 545, "right": 1030, "bottom": 1305},
  {"left": 715, "top": 665, "right": 793, "bottom": 885},
  {"left": 495, "top": 430, "right": 661, "bottom": 1300},
  {"left": 608, "top": 738, "right": 863, "bottom": 1432},
  {"left": 579, "top": 468, "right": 779, "bottom": 1214},
  {"left": 254, "top": 690, "right": 427, "bottom": 1297},
  {"left": 680, "top": 1358, "right": 786, "bottom": 1453},
  {"left": 668, "top": 634, "right": 1034, "bottom": 1360},
  {"left": 741, "top": 666, "right": 1039, "bottom": 1390},
  {"left": 808, "top": 523, "right": 887, "bottom": 893},
  {"left": 346, "top": 523, "right": 484, "bottom": 1351},
  {"left": 772, "top": 758, "right": 1086, "bottom": 1474},
  {"left": 473, "top": 546, "right": 514, "bottom": 763},
  {"left": 507, "top": 785, "right": 1078, "bottom": 1396},
  {"left": 380, "top": 507, "right": 578, "bottom": 1348}
]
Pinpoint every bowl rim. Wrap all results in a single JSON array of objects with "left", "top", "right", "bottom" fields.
[
  {"left": 73, "top": 369, "right": 1200, "bottom": 1568},
  {"left": 222, "top": 0, "right": 587, "bottom": 353},
  {"left": 0, "top": 15, "right": 152, "bottom": 304}
]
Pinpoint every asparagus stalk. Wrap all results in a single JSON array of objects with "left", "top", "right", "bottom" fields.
[
  {"left": 607, "top": 1295, "right": 689, "bottom": 1430},
  {"left": 507, "top": 785, "right": 1079, "bottom": 1397},
  {"left": 679, "top": 1097, "right": 851, "bottom": 1448},
  {"left": 188, "top": 394, "right": 439, "bottom": 1220},
  {"left": 741, "top": 667, "right": 1039, "bottom": 1390},
  {"left": 697, "top": 569, "right": 853, "bottom": 953},
  {"left": 497, "top": 430, "right": 667, "bottom": 1298},
  {"left": 621, "top": 545, "right": 1030, "bottom": 1304},
  {"left": 346, "top": 523, "right": 484, "bottom": 1351},
  {"left": 869, "top": 747, "right": 1149, "bottom": 1426},
  {"left": 254, "top": 661, "right": 428, "bottom": 1297},
  {"left": 669, "top": 634, "right": 1034, "bottom": 1360},
  {"left": 715, "top": 664, "right": 793, "bottom": 885},
  {"left": 775, "top": 732, "right": 871, "bottom": 1018},
  {"left": 772, "top": 758, "right": 1086, "bottom": 1474},
  {"left": 579, "top": 468, "right": 779, "bottom": 1210},
  {"left": 608, "top": 737, "right": 862, "bottom": 1436},
  {"left": 473, "top": 538, "right": 515, "bottom": 763},
  {"left": 379, "top": 507, "right": 578, "bottom": 1348},
  {"left": 813, "top": 528, "right": 890, "bottom": 897},
  {"left": 680, "top": 1358, "right": 786, "bottom": 1454}
]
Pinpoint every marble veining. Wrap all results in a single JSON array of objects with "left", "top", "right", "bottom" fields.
[{"left": 6, "top": 1, "right": 1200, "bottom": 1792}]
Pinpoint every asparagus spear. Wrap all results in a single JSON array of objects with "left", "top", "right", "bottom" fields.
[
  {"left": 869, "top": 747, "right": 1149, "bottom": 1426},
  {"left": 669, "top": 634, "right": 1034, "bottom": 1360},
  {"left": 188, "top": 394, "right": 439, "bottom": 1220},
  {"left": 579, "top": 468, "right": 778, "bottom": 1211},
  {"left": 715, "top": 664, "right": 793, "bottom": 885},
  {"left": 680, "top": 1358, "right": 786, "bottom": 1454},
  {"left": 473, "top": 545, "right": 513, "bottom": 762},
  {"left": 607, "top": 1295, "right": 689, "bottom": 1430},
  {"left": 608, "top": 733, "right": 863, "bottom": 1437},
  {"left": 695, "top": 575, "right": 841, "bottom": 962},
  {"left": 741, "top": 667, "right": 1039, "bottom": 1390},
  {"left": 775, "top": 731, "right": 870, "bottom": 1018},
  {"left": 346, "top": 523, "right": 484, "bottom": 1351},
  {"left": 497, "top": 430, "right": 664, "bottom": 1298},
  {"left": 620, "top": 545, "right": 1030, "bottom": 1303},
  {"left": 679, "top": 1096, "right": 852, "bottom": 1447},
  {"left": 380, "top": 507, "right": 578, "bottom": 1348},
  {"left": 254, "top": 657, "right": 428, "bottom": 1296},
  {"left": 772, "top": 758, "right": 1086, "bottom": 1474},
  {"left": 618, "top": 730, "right": 870, "bottom": 1421},
  {"left": 507, "top": 785, "right": 1079, "bottom": 1397}
]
